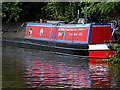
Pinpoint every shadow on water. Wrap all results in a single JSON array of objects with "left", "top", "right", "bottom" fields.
[{"left": 2, "top": 46, "right": 120, "bottom": 89}]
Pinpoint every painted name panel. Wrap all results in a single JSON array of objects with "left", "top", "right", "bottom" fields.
[{"left": 64, "top": 26, "right": 89, "bottom": 42}]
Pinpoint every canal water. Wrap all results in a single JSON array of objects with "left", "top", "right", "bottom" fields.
[{"left": 2, "top": 46, "right": 120, "bottom": 89}]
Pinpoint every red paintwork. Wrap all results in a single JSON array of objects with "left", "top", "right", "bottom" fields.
[
  {"left": 89, "top": 58, "right": 109, "bottom": 64},
  {"left": 90, "top": 26, "right": 112, "bottom": 44},
  {"left": 64, "top": 27, "right": 89, "bottom": 41},
  {"left": 26, "top": 25, "right": 89, "bottom": 42},
  {"left": 26, "top": 24, "right": 113, "bottom": 44},
  {"left": 50, "top": 26, "right": 65, "bottom": 40},
  {"left": 26, "top": 26, "right": 51, "bottom": 38},
  {"left": 89, "top": 50, "right": 114, "bottom": 58}
]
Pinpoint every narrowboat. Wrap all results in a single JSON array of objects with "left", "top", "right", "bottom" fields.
[{"left": 25, "top": 20, "right": 116, "bottom": 58}]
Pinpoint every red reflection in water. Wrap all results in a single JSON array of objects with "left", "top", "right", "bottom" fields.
[
  {"left": 89, "top": 58, "right": 113, "bottom": 88},
  {"left": 25, "top": 58, "right": 90, "bottom": 88}
]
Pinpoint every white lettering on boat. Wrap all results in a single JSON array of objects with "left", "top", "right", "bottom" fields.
[{"left": 66, "top": 28, "right": 87, "bottom": 31}]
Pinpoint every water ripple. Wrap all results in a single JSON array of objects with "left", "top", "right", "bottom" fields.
[{"left": 2, "top": 47, "right": 120, "bottom": 89}]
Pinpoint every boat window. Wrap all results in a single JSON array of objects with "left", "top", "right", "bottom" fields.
[{"left": 29, "top": 28, "right": 32, "bottom": 37}]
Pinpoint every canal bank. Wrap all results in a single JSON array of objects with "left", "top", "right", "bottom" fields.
[{"left": 2, "top": 22, "right": 26, "bottom": 38}]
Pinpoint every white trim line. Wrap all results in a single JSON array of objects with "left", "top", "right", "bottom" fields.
[{"left": 89, "top": 44, "right": 110, "bottom": 50}]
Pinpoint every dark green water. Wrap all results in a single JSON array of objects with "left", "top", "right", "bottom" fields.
[{"left": 2, "top": 46, "right": 120, "bottom": 89}]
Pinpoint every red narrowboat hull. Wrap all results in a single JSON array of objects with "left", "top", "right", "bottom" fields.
[
  {"left": 24, "top": 22, "right": 115, "bottom": 58},
  {"left": 88, "top": 50, "right": 114, "bottom": 58}
]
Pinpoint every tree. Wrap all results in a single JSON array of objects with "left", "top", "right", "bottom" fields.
[
  {"left": 81, "top": 2, "right": 120, "bottom": 22},
  {"left": 2, "top": 2, "right": 120, "bottom": 23},
  {"left": 2, "top": 2, "right": 22, "bottom": 23},
  {"left": 42, "top": 2, "right": 83, "bottom": 22}
]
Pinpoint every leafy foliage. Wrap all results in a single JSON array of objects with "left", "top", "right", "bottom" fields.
[
  {"left": 2, "top": 2, "right": 120, "bottom": 23},
  {"left": 2, "top": 2, "right": 22, "bottom": 23},
  {"left": 107, "top": 24, "right": 120, "bottom": 64},
  {"left": 42, "top": 2, "right": 83, "bottom": 22},
  {"left": 109, "top": 41, "right": 120, "bottom": 64},
  {"left": 81, "top": 2, "right": 120, "bottom": 22}
]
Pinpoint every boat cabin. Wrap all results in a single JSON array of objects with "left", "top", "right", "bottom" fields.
[{"left": 25, "top": 22, "right": 113, "bottom": 45}]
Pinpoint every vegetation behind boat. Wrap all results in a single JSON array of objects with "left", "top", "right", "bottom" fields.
[{"left": 2, "top": 2, "right": 120, "bottom": 23}]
